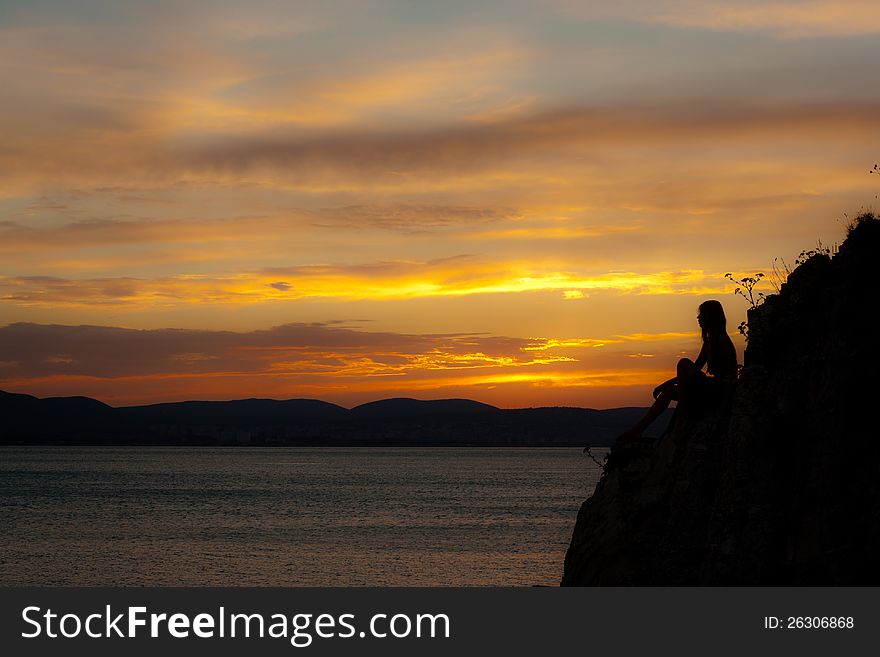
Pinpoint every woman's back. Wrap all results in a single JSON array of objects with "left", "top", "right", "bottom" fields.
[{"left": 707, "top": 332, "right": 738, "bottom": 380}]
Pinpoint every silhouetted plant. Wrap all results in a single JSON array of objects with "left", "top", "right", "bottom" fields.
[
  {"left": 724, "top": 272, "right": 765, "bottom": 309},
  {"left": 769, "top": 257, "right": 791, "bottom": 294},
  {"left": 794, "top": 238, "right": 835, "bottom": 265},
  {"left": 727, "top": 214, "right": 875, "bottom": 342},
  {"left": 583, "top": 445, "right": 606, "bottom": 473},
  {"left": 767, "top": 237, "right": 839, "bottom": 295},
  {"left": 724, "top": 272, "right": 765, "bottom": 340},
  {"left": 845, "top": 210, "right": 877, "bottom": 237}
]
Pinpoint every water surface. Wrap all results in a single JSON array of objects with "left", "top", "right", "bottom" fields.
[{"left": 0, "top": 447, "right": 603, "bottom": 586}]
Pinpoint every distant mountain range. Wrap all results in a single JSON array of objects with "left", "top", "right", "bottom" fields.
[{"left": 0, "top": 390, "right": 671, "bottom": 447}]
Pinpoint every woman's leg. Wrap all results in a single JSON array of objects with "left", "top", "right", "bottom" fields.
[
  {"left": 676, "top": 357, "right": 696, "bottom": 381},
  {"left": 675, "top": 358, "right": 696, "bottom": 406},
  {"left": 612, "top": 358, "right": 696, "bottom": 442},
  {"left": 621, "top": 386, "right": 676, "bottom": 439}
]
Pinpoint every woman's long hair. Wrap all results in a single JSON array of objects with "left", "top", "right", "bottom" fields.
[{"left": 698, "top": 300, "right": 727, "bottom": 343}]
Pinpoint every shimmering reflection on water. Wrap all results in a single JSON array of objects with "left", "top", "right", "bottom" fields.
[{"left": 0, "top": 447, "right": 604, "bottom": 586}]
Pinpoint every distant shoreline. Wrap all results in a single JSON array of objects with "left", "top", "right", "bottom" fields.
[{"left": 1, "top": 390, "right": 671, "bottom": 448}]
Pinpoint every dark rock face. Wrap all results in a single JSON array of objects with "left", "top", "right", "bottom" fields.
[{"left": 562, "top": 215, "right": 880, "bottom": 585}]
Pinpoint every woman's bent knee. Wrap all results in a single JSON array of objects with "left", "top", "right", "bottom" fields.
[{"left": 677, "top": 358, "right": 695, "bottom": 377}]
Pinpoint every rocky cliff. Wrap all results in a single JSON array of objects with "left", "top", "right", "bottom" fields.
[{"left": 562, "top": 213, "right": 880, "bottom": 585}]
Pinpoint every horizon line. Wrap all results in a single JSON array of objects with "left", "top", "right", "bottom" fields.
[{"left": 0, "top": 389, "right": 653, "bottom": 413}]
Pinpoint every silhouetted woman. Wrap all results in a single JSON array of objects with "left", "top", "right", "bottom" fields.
[{"left": 619, "top": 299, "right": 738, "bottom": 441}]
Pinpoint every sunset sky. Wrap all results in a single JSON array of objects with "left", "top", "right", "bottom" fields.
[{"left": 1, "top": 0, "right": 878, "bottom": 408}]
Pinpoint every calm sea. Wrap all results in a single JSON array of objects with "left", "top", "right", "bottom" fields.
[{"left": 0, "top": 447, "right": 603, "bottom": 586}]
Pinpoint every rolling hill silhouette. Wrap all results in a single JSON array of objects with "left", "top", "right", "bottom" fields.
[
  {"left": 0, "top": 390, "right": 669, "bottom": 447},
  {"left": 118, "top": 398, "right": 348, "bottom": 424},
  {"left": 350, "top": 397, "right": 497, "bottom": 420}
]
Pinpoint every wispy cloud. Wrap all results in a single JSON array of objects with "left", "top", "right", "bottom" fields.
[
  {"left": 548, "top": 0, "right": 880, "bottom": 38},
  {"left": 3, "top": 93, "right": 877, "bottom": 192},
  {"left": 177, "top": 101, "right": 880, "bottom": 184},
  {"left": 0, "top": 321, "right": 697, "bottom": 406},
  {"left": 646, "top": 1, "right": 880, "bottom": 38},
  {"left": 0, "top": 261, "right": 725, "bottom": 308},
  {"left": 310, "top": 204, "right": 518, "bottom": 231}
]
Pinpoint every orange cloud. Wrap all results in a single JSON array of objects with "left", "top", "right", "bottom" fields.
[
  {"left": 0, "top": 322, "right": 700, "bottom": 407},
  {"left": 0, "top": 262, "right": 725, "bottom": 308},
  {"left": 3, "top": 95, "right": 877, "bottom": 194},
  {"left": 548, "top": 0, "right": 880, "bottom": 38},
  {"left": 175, "top": 101, "right": 879, "bottom": 187},
  {"left": 647, "top": 1, "right": 880, "bottom": 38}
]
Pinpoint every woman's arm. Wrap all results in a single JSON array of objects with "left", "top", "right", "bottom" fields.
[
  {"left": 653, "top": 377, "right": 677, "bottom": 399},
  {"left": 653, "top": 341, "right": 706, "bottom": 398}
]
